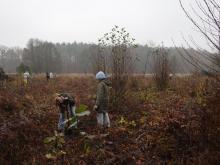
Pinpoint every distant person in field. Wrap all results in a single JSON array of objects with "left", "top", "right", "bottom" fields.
[
  {"left": 23, "top": 71, "right": 30, "bottom": 85},
  {"left": 46, "top": 72, "right": 50, "bottom": 81},
  {"left": 0, "top": 68, "right": 5, "bottom": 78},
  {"left": 49, "top": 72, "right": 54, "bottom": 79},
  {"left": 93, "top": 71, "right": 111, "bottom": 130},
  {"left": 0, "top": 67, "right": 7, "bottom": 87}
]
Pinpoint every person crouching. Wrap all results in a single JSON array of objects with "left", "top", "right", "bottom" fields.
[
  {"left": 55, "top": 93, "right": 76, "bottom": 132},
  {"left": 93, "top": 71, "right": 110, "bottom": 131}
]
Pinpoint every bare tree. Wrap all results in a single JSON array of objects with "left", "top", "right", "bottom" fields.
[
  {"left": 94, "top": 45, "right": 107, "bottom": 74},
  {"left": 152, "top": 46, "right": 170, "bottom": 90},
  {"left": 179, "top": 0, "right": 220, "bottom": 76}
]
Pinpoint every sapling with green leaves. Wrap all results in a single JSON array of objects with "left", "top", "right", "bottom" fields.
[
  {"left": 44, "top": 131, "right": 66, "bottom": 160},
  {"left": 44, "top": 104, "right": 91, "bottom": 159},
  {"left": 98, "top": 25, "right": 138, "bottom": 107}
]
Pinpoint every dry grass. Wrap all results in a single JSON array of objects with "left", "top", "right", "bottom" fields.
[{"left": 0, "top": 74, "right": 219, "bottom": 164}]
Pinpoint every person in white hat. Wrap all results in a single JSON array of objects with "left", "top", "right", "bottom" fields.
[
  {"left": 93, "top": 71, "right": 111, "bottom": 131},
  {"left": 23, "top": 71, "right": 30, "bottom": 85}
]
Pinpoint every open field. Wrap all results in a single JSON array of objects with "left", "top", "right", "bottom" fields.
[{"left": 0, "top": 74, "right": 219, "bottom": 164}]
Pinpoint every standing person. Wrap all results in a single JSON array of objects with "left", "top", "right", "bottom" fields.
[
  {"left": 93, "top": 71, "right": 111, "bottom": 131},
  {"left": 0, "top": 68, "right": 7, "bottom": 88},
  {"left": 23, "top": 71, "right": 30, "bottom": 85},
  {"left": 46, "top": 72, "right": 50, "bottom": 81},
  {"left": 49, "top": 72, "right": 54, "bottom": 79}
]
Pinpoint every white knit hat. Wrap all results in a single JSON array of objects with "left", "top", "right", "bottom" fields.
[{"left": 95, "top": 71, "right": 106, "bottom": 80}]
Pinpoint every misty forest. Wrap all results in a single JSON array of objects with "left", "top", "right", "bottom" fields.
[
  {"left": 1, "top": 39, "right": 195, "bottom": 74},
  {"left": 0, "top": 0, "right": 220, "bottom": 164}
]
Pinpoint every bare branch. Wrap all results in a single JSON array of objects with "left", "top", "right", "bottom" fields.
[{"left": 179, "top": 0, "right": 220, "bottom": 52}]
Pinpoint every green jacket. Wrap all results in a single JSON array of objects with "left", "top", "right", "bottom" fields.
[{"left": 95, "top": 80, "right": 110, "bottom": 113}]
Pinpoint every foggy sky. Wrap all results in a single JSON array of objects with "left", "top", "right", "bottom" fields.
[{"left": 0, "top": 0, "right": 207, "bottom": 49}]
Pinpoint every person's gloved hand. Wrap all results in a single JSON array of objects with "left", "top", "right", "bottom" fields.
[{"left": 93, "top": 105, "right": 98, "bottom": 111}]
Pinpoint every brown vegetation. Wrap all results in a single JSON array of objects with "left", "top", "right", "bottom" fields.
[{"left": 0, "top": 74, "right": 219, "bottom": 164}]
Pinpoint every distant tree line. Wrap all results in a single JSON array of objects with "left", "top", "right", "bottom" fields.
[
  {"left": 0, "top": 38, "right": 210, "bottom": 74},
  {"left": 0, "top": 46, "right": 22, "bottom": 73},
  {"left": 23, "top": 39, "right": 62, "bottom": 73}
]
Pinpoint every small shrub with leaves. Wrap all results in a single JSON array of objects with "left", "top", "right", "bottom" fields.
[
  {"left": 44, "top": 131, "right": 66, "bottom": 160},
  {"left": 98, "top": 25, "right": 138, "bottom": 107},
  {"left": 118, "top": 116, "right": 137, "bottom": 128}
]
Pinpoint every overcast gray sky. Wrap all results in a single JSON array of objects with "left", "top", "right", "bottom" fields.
[{"left": 0, "top": 0, "right": 207, "bottom": 48}]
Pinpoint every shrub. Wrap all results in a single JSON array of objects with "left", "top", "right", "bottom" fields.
[
  {"left": 98, "top": 25, "right": 137, "bottom": 107},
  {"left": 152, "top": 46, "right": 170, "bottom": 90},
  {"left": 16, "top": 63, "right": 31, "bottom": 74}
]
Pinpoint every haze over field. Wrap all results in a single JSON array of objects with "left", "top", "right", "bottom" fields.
[{"left": 0, "top": 0, "right": 207, "bottom": 49}]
